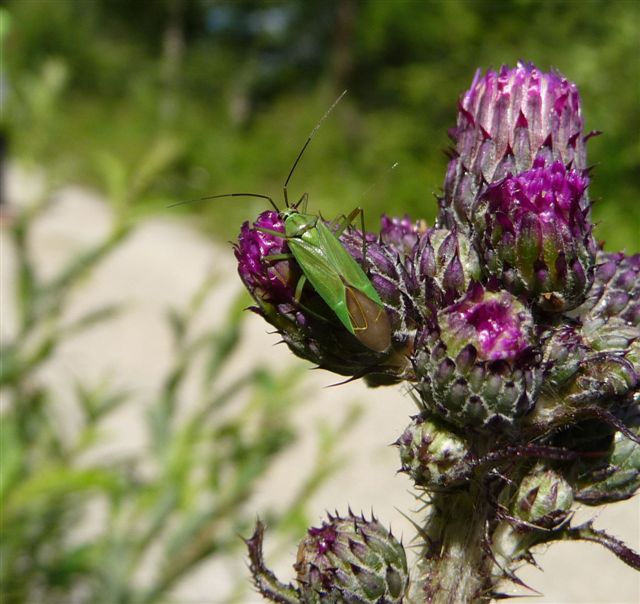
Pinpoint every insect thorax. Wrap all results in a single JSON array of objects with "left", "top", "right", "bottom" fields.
[{"left": 284, "top": 211, "right": 319, "bottom": 238}]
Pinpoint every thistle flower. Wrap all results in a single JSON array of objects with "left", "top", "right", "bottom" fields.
[
  {"left": 414, "top": 284, "right": 541, "bottom": 431},
  {"left": 396, "top": 415, "right": 468, "bottom": 488},
  {"left": 235, "top": 210, "right": 300, "bottom": 307},
  {"left": 472, "top": 158, "right": 596, "bottom": 311},
  {"left": 235, "top": 211, "right": 396, "bottom": 378},
  {"left": 440, "top": 62, "right": 587, "bottom": 232},
  {"left": 294, "top": 511, "right": 409, "bottom": 603}
]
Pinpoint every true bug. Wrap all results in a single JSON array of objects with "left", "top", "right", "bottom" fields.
[{"left": 172, "top": 92, "right": 392, "bottom": 353}]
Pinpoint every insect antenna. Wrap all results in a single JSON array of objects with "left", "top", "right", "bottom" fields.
[
  {"left": 168, "top": 192, "right": 279, "bottom": 212},
  {"left": 283, "top": 89, "right": 347, "bottom": 208}
]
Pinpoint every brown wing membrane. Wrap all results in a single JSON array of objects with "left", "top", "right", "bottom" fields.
[{"left": 344, "top": 284, "right": 391, "bottom": 353}]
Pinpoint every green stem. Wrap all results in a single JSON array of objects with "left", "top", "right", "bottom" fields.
[{"left": 413, "top": 483, "right": 494, "bottom": 603}]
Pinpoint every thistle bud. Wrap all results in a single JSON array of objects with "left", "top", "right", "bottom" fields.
[
  {"left": 473, "top": 158, "right": 596, "bottom": 311},
  {"left": 295, "top": 511, "right": 409, "bottom": 604},
  {"left": 414, "top": 284, "right": 541, "bottom": 431},
  {"left": 575, "top": 252, "right": 640, "bottom": 352},
  {"left": 440, "top": 62, "right": 587, "bottom": 232},
  {"left": 512, "top": 469, "right": 573, "bottom": 529},
  {"left": 574, "top": 420, "right": 640, "bottom": 505},
  {"left": 540, "top": 324, "right": 588, "bottom": 392},
  {"left": 396, "top": 415, "right": 468, "bottom": 488}
]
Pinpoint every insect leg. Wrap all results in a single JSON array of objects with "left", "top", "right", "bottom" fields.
[
  {"left": 293, "top": 192, "right": 309, "bottom": 212},
  {"left": 294, "top": 274, "right": 307, "bottom": 303},
  {"left": 330, "top": 206, "right": 369, "bottom": 270}
]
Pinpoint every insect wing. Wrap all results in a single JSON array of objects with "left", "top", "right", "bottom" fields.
[
  {"left": 286, "top": 235, "right": 354, "bottom": 333},
  {"left": 343, "top": 284, "right": 391, "bottom": 353},
  {"left": 311, "top": 220, "right": 385, "bottom": 307},
  {"left": 288, "top": 218, "right": 391, "bottom": 352}
]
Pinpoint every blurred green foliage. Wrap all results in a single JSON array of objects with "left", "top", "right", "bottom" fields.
[
  {"left": 0, "top": 97, "right": 361, "bottom": 601},
  {"left": 4, "top": 0, "right": 638, "bottom": 249}
]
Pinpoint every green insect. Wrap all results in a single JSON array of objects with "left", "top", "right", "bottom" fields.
[
  {"left": 173, "top": 92, "right": 392, "bottom": 353},
  {"left": 267, "top": 203, "right": 391, "bottom": 353}
]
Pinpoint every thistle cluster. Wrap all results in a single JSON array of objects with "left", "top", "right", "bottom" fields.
[{"left": 239, "top": 62, "right": 639, "bottom": 602}]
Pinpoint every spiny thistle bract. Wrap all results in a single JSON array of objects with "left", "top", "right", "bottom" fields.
[{"left": 239, "top": 63, "right": 640, "bottom": 602}]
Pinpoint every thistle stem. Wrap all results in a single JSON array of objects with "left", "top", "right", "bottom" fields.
[{"left": 415, "top": 482, "right": 494, "bottom": 603}]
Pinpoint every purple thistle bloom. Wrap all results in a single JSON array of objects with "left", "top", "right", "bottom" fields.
[
  {"left": 473, "top": 158, "right": 596, "bottom": 311},
  {"left": 234, "top": 210, "right": 298, "bottom": 306},
  {"left": 441, "top": 284, "right": 533, "bottom": 362},
  {"left": 440, "top": 62, "right": 588, "bottom": 232},
  {"left": 413, "top": 284, "right": 540, "bottom": 431}
]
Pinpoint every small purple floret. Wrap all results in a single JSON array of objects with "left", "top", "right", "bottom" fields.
[
  {"left": 308, "top": 523, "right": 338, "bottom": 556},
  {"left": 442, "top": 286, "right": 532, "bottom": 362},
  {"left": 482, "top": 158, "right": 589, "bottom": 238}
]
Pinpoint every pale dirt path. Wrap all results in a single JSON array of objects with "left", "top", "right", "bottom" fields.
[{"left": 2, "top": 168, "right": 638, "bottom": 603}]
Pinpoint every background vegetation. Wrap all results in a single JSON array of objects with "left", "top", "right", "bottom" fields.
[
  {"left": 1, "top": 1, "right": 638, "bottom": 602},
  {"left": 4, "top": 0, "right": 639, "bottom": 249}
]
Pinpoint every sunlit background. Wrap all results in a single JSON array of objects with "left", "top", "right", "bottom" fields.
[{"left": 1, "top": 1, "right": 638, "bottom": 603}]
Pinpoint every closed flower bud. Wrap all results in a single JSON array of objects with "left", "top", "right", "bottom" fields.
[
  {"left": 574, "top": 252, "right": 640, "bottom": 352},
  {"left": 573, "top": 414, "right": 640, "bottom": 505},
  {"left": 512, "top": 469, "right": 573, "bottom": 529},
  {"left": 295, "top": 511, "right": 409, "bottom": 604},
  {"left": 396, "top": 415, "right": 468, "bottom": 488},
  {"left": 546, "top": 404, "right": 640, "bottom": 507},
  {"left": 540, "top": 324, "right": 588, "bottom": 392},
  {"left": 440, "top": 62, "right": 587, "bottom": 232},
  {"left": 473, "top": 158, "right": 596, "bottom": 311},
  {"left": 414, "top": 284, "right": 541, "bottom": 431}
]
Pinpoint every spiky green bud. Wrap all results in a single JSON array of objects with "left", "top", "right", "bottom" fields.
[
  {"left": 575, "top": 430, "right": 640, "bottom": 505},
  {"left": 295, "top": 511, "right": 409, "bottom": 604},
  {"left": 512, "top": 469, "right": 573, "bottom": 529},
  {"left": 396, "top": 415, "right": 468, "bottom": 488},
  {"left": 414, "top": 284, "right": 541, "bottom": 431},
  {"left": 556, "top": 406, "right": 640, "bottom": 505}
]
